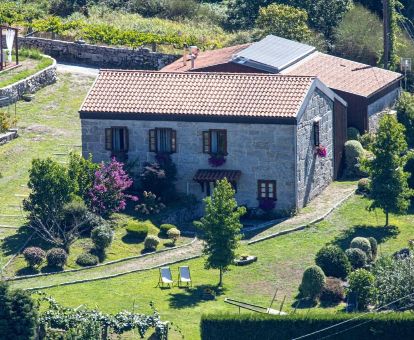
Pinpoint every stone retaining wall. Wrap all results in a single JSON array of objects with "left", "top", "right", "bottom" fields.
[
  {"left": 19, "top": 36, "right": 180, "bottom": 70},
  {"left": 0, "top": 129, "right": 18, "bottom": 145},
  {"left": 0, "top": 56, "right": 57, "bottom": 107}
]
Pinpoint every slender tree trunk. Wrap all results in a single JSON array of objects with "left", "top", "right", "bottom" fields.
[
  {"left": 385, "top": 211, "right": 389, "bottom": 226},
  {"left": 219, "top": 268, "right": 223, "bottom": 287}
]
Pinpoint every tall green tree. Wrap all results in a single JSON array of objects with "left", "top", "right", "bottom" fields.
[
  {"left": 256, "top": 3, "right": 311, "bottom": 42},
  {"left": 363, "top": 115, "right": 412, "bottom": 226},
  {"left": 396, "top": 92, "right": 414, "bottom": 148},
  {"left": 196, "top": 179, "right": 246, "bottom": 287}
]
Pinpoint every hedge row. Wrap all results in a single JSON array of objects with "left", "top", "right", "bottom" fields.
[{"left": 200, "top": 313, "right": 414, "bottom": 340}]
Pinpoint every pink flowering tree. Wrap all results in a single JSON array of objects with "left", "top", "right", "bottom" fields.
[{"left": 89, "top": 158, "right": 138, "bottom": 218}]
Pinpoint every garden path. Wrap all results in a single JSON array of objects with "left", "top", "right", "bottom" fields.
[{"left": 9, "top": 181, "right": 356, "bottom": 290}]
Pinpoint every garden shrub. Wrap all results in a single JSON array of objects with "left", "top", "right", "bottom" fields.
[
  {"left": 344, "top": 140, "right": 365, "bottom": 178},
  {"left": 0, "top": 110, "right": 17, "bottom": 133},
  {"left": 348, "top": 269, "right": 377, "bottom": 311},
  {"left": 320, "top": 277, "right": 345, "bottom": 305},
  {"left": 298, "top": 265, "right": 325, "bottom": 301},
  {"left": 368, "top": 237, "right": 378, "bottom": 260},
  {"left": 167, "top": 227, "right": 181, "bottom": 245},
  {"left": 91, "top": 225, "right": 114, "bottom": 251},
  {"left": 315, "top": 245, "right": 351, "bottom": 279},
  {"left": 345, "top": 248, "right": 367, "bottom": 269},
  {"left": 46, "top": 248, "right": 68, "bottom": 268},
  {"left": 357, "top": 178, "right": 370, "bottom": 195},
  {"left": 396, "top": 91, "right": 414, "bottom": 148},
  {"left": 22, "top": 247, "right": 46, "bottom": 268},
  {"left": 404, "top": 156, "right": 414, "bottom": 190},
  {"left": 125, "top": 220, "right": 150, "bottom": 239},
  {"left": 76, "top": 253, "right": 99, "bottom": 267},
  {"left": 144, "top": 235, "right": 160, "bottom": 251},
  {"left": 135, "top": 191, "right": 166, "bottom": 215},
  {"left": 373, "top": 256, "right": 414, "bottom": 310},
  {"left": 160, "top": 224, "right": 176, "bottom": 235},
  {"left": 358, "top": 132, "right": 376, "bottom": 151},
  {"left": 61, "top": 196, "right": 89, "bottom": 227},
  {"left": 350, "top": 237, "right": 372, "bottom": 261},
  {"left": 347, "top": 127, "right": 360, "bottom": 141}
]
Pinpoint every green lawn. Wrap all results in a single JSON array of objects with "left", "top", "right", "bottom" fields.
[{"left": 28, "top": 195, "right": 413, "bottom": 339}]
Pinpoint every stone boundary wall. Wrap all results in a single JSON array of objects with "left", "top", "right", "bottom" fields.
[
  {"left": 0, "top": 129, "right": 18, "bottom": 145},
  {"left": 0, "top": 56, "right": 57, "bottom": 107},
  {"left": 19, "top": 36, "right": 180, "bottom": 70}
]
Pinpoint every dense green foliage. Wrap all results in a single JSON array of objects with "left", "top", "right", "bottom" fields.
[
  {"left": 345, "top": 248, "right": 368, "bottom": 269},
  {"left": 46, "top": 248, "right": 68, "bottom": 268},
  {"left": 315, "top": 245, "right": 351, "bottom": 279},
  {"left": 91, "top": 224, "right": 114, "bottom": 251},
  {"left": 125, "top": 220, "right": 150, "bottom": 239},
  {"left": 0, "top": 282, "right": 38, "bottom": 339},
  {"left": 23, "top": 246, "right": 46, "bottom": 268},
  {"left": 76, "top": 252, "right": 99, "bottom": 267},
  {"left": 397, "top": 92, "right": 414, "bottom": 148},
  {"left": 357, "top": 178, "right": 370, "bottom": 195},
  {"left": 167, "top": 227, "right": 180, "bottom": 245},
  {"left": 348, "top": 269, "right": 377, "bottom": 310},
  {"left": 363, "top": 115, "right": 412, "bottom": 226},
  {"left": 196, "top": 179, "right": 246, "bottom": 286},
  {"left": 200, "top": 312, "right": 414, "bottom": 340},
  {"left": 350, "top": 236, "right": 373, "bottom": 261},
  {"left": 368, "top": 237, "right": 378, "bottom": 259},
  {"left": 347, "top": 127, "right": 360, "bottom": 141},
  {"left": 298, "top": 265, "right": 325, "bottom": 301},
  {"left": 144, "top": 234, "right": 160, "bottom": 250},
  {"left": 159, "top": 223, "right": 176, "bottom": 235},
  {"left": 344, "top": 140, "right": 365, "bottom": 178}
]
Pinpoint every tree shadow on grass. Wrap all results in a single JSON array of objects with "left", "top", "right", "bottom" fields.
[
  {"left": 1, "top": 226, "right": 33, "bottom": 256},
  {"left": 15, "top": 266, "right": 39, "bottom": 276},
  {"left": 331, "top": 224, "right": 399, "bottom": 250},
  {"left": 121, "top": 234, "right": 144, "bottom": 245},
  {"left": 168, "top": 284, "right": 225, "bottom": 309},
  {"left": 40, "top": 265, "right": 64, "bottom": 274}
]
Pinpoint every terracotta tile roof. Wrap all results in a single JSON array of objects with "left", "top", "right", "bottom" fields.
[
  {"left": 282, "top": 52, "right": 402, "bottom": 98},
  {"left": 194, "top": 169, "right": 241, "bottom": 182},
  {"left": 161, "top": 44, "right": 251, "bottom": 72},
  {"left": 80, "top": 70, "right": 315, "bottom": 119}
]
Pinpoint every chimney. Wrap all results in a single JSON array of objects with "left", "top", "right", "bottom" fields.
[{"left": 189, "top": 45, "right": 198, "bottom": 69}]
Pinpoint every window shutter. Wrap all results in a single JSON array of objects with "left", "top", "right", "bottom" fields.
[
  {"left": 123, "top": 127, "right": 129, "bottom": 151},
  {"left": 171, "top": 129, "right": 177, "bottom": 153},
  {"left": 105, "top": 128, "right": 113, "bottom": 150},
  {"left": 313, "top": 121, "right": 320, "bottom": 146},
  {"left": 221, "top": 130, "right": 227, "bottom": 155},
  {"left": 202, "top": 131, "right": 210, "bottom": 153},
  {"left": 149, "top": 129, "right": 156, "bottom": 152}
]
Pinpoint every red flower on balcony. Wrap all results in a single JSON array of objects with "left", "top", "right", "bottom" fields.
[
  {"left": 316, "top": 145, "right": 327, "bottom": 158},
  {"left": 208, "top": 154, "right": 226, "bottom": 167}
]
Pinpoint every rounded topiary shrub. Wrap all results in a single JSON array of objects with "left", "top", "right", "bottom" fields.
[
  {"left": 160, "top": 224, "right": 176, "bottom": 235},
  {"left": 348, "top": 269, "right": 376, "bottom": 311},
  {"left": 23, "top": 247, "right": 46, "bottom": 268},
  {"left": 167, "top": 227, "right": 181, "bottom": 245},
  {"left": 357, "top": 178, "right": 370, "bottom": 195},
  {"left": 315, "top": 245, "right": 351, "bottom": 279},
  {"left": 126, "top": 221, "right": 149, "bottom": 239},
  {"left": 299, "top": 265, "right": 325, "bottom": 301},
  {"left": 46, "top": 248, "right": 68, "bottom": 268},
  {"left": 344, "top": 140, "right": 365, "bottom": 178},
  {"left": 347, "top": 127, "right": 360, "bottom": 141},
  {"left": 350, "top": 237, "right": 372, "bottom": 261},
  {"left": 320, "top": 277, "right": 345, "bottom": 305},
  {"left": 76, "top": 253, "right": 99, "bottom": 267},
  {"left": 368, "top": 237, "right": 378, "bottom": 260},
  {"left": 346, "top": 248, "right": 367, "bottom": 269},
  {"left": 91, "top": 225, "right": 114, "bottom": 251},
  {"left": 144, "top": 235, "right": 160, "bottom": 250}
]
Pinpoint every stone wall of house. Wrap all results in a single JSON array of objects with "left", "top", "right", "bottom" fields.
[
  {"left": 296, "top": 89, "right": 334, "bottom": 208},
  {"left": 0, "top": 56, "right": 57, "bottom": 107},
  {"left": 81, "top": 119, "right": 297, "bottom": 210},
  {"left": 367, "top": 87, "right": 400, "bottom": 132},
  {"left": 19, "top": 37, "right": 180, "bottom": 70}
]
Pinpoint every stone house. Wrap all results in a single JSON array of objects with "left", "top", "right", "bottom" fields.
[
  {"left": 163, "top": 35, "right": 402, "bottom": 133},
  {"left": 80, "top": 70, "right": 347, "bottom": 211}
]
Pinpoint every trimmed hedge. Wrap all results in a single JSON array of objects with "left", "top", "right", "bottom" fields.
[
  {"left": 126, "top": 221, "right": 150, "bottom": 239},
  {"left": 200, "top": 313, "right": 414, "bottom": 340}
]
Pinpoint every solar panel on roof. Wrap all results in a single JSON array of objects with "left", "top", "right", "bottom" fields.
[{"left": 232, "top": 35, "right": 316, "bottom": 73}]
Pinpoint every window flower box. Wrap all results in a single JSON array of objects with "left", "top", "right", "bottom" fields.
[
  {"left": 208, "top": 154, "right": 226, "bottom": 167},
  {"left": 316, "top": 145, "right": 327, "bottom": 158}
]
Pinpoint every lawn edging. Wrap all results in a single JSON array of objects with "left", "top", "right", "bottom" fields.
[
  {"left": 247, "top": 190, "right": 355, "bottom": 245},
  {"left": 6, "top": 236, "right": 198, "bottom": 282},
  {"left": 0, "top": 55, "right": 57, "bottom": 107}
]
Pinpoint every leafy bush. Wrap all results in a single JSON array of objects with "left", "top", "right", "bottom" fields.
[
  {"left": 167, "top": 227, "right": 180, "bottom": 245},
  {"left": 0, "top": 110, "right": 17, "bottom": 133},
  {"left": 358, "top": 132, "right": 376, "bottom": 151},
  {"left": 357, "top": 178, "right": 370, "bottom": 195},
  {"left": 396, "top": 92, "right": 414, "bottom": 148},
  {"left": 368, "top": 237, "right": 378, "bottom": 260},
  {"left": 350, "top": 237, "right": 372, "bottom": 261},
  {"left": 125, "top": 220, "right": 149, "bottom": 239},
  {"left": 299, "top": 265, "right": 325, "bottom": 301},
  {"left": 76, "top": 253, "right": 99, "bottom": 267},
  {"left": 22, "top": 247, "right": 46, "bottom": 268},
  {"left": 373, "top": 256, "right": 414, "bottom": 310},
  {"left": 46, "top": 248, "right": 68, "bottom": 268},
  {"left": 135, "top": 191, "right": 166, "bottom": 215},
  {"left": 315, "top": 245, "right": 351, "bottom": 279},
  {"left": 160, "top": 224, "right": 176, "bottom": 235},
  {"left": 91, "top": 225, "right": 114, "bottom": 251},
  {"left": 344, "top": 140, "right": 365, "bottom": 178},
  {"left": 144, "top": 235, "right": 160, "bottom": 251},
  {"left": 348, "top": 269, "right": 377, "bottom": 311},
  {"left": 347, "top": 127, "right": 360, "bottom": 141},
  {"left": 345, "top": 248, "right": 367, "bottom": 269},
  {"left": 404, "top": 156, "right": 414, "bottom": 190},
  {"left": 320, "top": 277, "right": 345, "bottom": 305}
]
